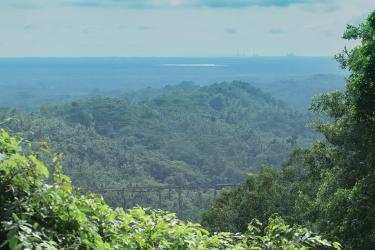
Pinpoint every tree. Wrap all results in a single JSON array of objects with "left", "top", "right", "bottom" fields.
[{"left": 302, "top": 10, "right": 375, "bottom": 248}]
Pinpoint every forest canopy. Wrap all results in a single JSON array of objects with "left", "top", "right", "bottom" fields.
[
  {"left": 0, "top": 81, "right": 316, "bottom": 220},
  {"left": 1, "top": 81, "right": 315, "bottom": 186}
]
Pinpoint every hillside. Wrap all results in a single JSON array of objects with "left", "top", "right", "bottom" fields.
[
  {"left": 2, "top": 81, "right": 314, "bottom": 185},
  {"left": 126, "top": 75, "right": 345, "bottom": 111},
  {"left": 1, "top": 81, "right": 316, "bottom": 219}
]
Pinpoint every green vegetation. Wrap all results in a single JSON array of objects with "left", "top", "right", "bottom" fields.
[
  {"left": 202, "top": 10, "right": 375, "bottom": 249},
  {"left": 0, "top": 81, "right": 315, "bottom": 220},
  {"left": 0, "top": 129, "right": 340, "bottom": 249}
]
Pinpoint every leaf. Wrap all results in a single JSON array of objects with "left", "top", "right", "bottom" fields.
[
  {"left": 0, "top": 153, "right": 6, "bottom": 161},
  {"left": 29, "top": 155, "right": 49, "bottom": 178},
  {"left": 52, "top": 153, "right": 63, "bottom": 164},
  {"left": 333, "top": 242, "right": 342, "bottom": 250}
]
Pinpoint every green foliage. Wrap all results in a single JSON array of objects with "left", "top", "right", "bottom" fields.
[
  {"left": 202, "top": 167, "right": 292, "bottom": 232},
  {"left": 0, "top": 129, "right": 339, "bottom": 249},
  {"left": 298, "top": 11, "right": 375, "bottom": 248},
  {"left": 244, "top": 216, "right": 341, "bottom": 250}
]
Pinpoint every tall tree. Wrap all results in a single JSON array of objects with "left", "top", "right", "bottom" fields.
[{"left": 304, "top": 10, "right": 375, "bottom": 248}]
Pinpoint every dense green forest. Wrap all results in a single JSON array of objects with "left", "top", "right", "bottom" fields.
[
  {"left": 203, "top": 11, "right": 375, "bottom": 249},
  {"left": 1, "top": 81, "right": 316, "bottom": 185},
  {"left": 0, "top": 81, "right": 316, "bottom": 219}
]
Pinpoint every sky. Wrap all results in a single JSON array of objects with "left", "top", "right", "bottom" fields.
[{"left": 0, "top": 0, "right": 373, "bottom": 57}]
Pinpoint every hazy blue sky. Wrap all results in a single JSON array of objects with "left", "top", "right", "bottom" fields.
[{"left": 0, "top": 0, "right": 373, "bottom": 57}]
